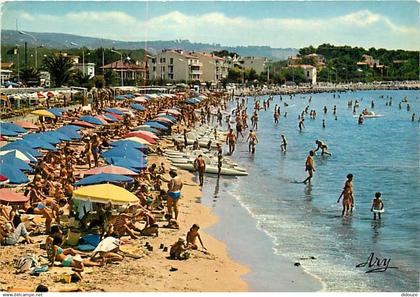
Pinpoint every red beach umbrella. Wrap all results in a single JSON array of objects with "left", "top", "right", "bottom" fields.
[
  {"left": 0, "top": 175, "right": 9, "bottom": 185},
  {"left": 0, "top": 188, "right": 28, "bottom": 205},
  {"left": 37, "top": 92, "right": 46, "bottom": 99},
  {"left": 153, "top": 117, "right": 174, "bottom": 123},
  {"left": 71, "top": 120, "right": 96, "bottom": 128},
  {"left": 82, "top": 165, "right": 138, "bottom": 176},
  {"left": 109, "top": 113, "right": 124, "bottom": 121},
  {"left": 0, "top": 136, "right": 7, "bottom": 141},
  {"left": 129, "top": 130, "right": 158, "bottom": 139},
  {"left": 123, "top": 132, "right": 157, "bottom": 144}
]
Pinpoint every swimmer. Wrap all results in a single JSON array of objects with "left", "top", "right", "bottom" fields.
[
  {"left": 247, "top": 130, "right": 259, "bottom": 154},
  {"left": 298, "top": 118, "right": 305, "bottom": 132},
  {"left": 371, "top": 192, "right": 384, "bottom": 220},
  {"left": 322, "top": 119, "right": 326, "bottom": 128}
]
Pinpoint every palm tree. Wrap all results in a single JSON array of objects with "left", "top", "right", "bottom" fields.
[
  {"left": 73, "top": 70, "right": 93, "bottom": 89},
  {"left": 19, "top": 67, "right": 41, "bottom": 87},
  {"left": 42, "top": 54, "right": 74, "bottom": 87}
]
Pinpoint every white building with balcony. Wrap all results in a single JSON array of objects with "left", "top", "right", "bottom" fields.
[
  {"left": 192, "top": 52, "right": 228, "bottom": 83},
  {"left": 148, "top": 49, "right": 203, "bottom": 82}
]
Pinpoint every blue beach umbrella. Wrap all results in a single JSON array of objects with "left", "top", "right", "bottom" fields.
[
  {"left": 0, "top": 156, "right": 33, "bottom": 172},
  {"left": 59, "top": 125, "right": 82, "bottom": 131},
  {"left": 144, "top": 121, "right": 168, "bottom": 130},
  {"left": 56, "top": 126, "right": 82, "bottom": 140},
  {"left": 74, "top": 173, "right": 134, "bottom": 186},
  {"left": 1, "top": 142, "right": 43, "bottom": 158},
  {"left": 111, "top": 140, "right": 147, "bottom": 150},
  {"left": 43, "top": 131, "right": 72, "bottom": 142},
  {"left": 20, "top": 138, "right": 57, "bottom": 151},
  {"left": 0, "top": 128, "right": 19, "bottom": 137},
  {"left": 0, "top": 122, "right": 27, "bottom": 134},
  {"left": 130, "top": 103, "right": 145, "bottom": 111},
  {"left": 134, "top": 126, "right": 161, "bottom": 134},
  {"left": 48, "top": 108, "right": 64, "bottom": 117},
  {"left": 23, "top": 133, "right": 61, "bottom": 145},
  {"left": 101, "top": 147, "right": 145, "bottom": 160},
  {"left": 105, "top": 157, "right": 146, "bottom": 171},
  {"left": 1, "top": 150, "right": 37, "bottom": 163},
  {"left": 79, "top": 116, "right": 106, "bottom": 126},
  {"left": 105, "top": 108, "right": 125, "bottom": 115},
  {"left": 157, "top": 114, "right": 177, "bottom": 121},
  {"left": 115, "top": 95, "right": 127, "bottom": 101},
  {"left": 0, "top": 164, "right": 29, "bottom": 184}
]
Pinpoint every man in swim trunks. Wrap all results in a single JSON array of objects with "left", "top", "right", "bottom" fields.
[
  {"left": 298, "top": 118, "right": 305, "bottom": 132},
  {"left": 314, "top": 140, "right": 332, "bottom": 156},
  {"left": 303, "top": 151, "right": 315, "bottom": 184},
  {"left": 225, "top": 128, "right": 237, "bottom": 155},
  {"left": 194, "top": 154, "right": 206, "bottom": 187},
  {"left": 337, "top": 173, "right": 354, "bottom": 216},
  {"left": 167, "top": 169, "right": 183, "bottom": 220}
]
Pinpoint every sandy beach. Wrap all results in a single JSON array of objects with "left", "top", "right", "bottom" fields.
[{"left": 0, "top": 136, "right": 250, "bottom": 292}]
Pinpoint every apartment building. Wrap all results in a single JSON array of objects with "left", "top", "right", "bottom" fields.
[
  {"left": 192, "top": 52, "right": 228, "bottom": 83},
  {"left": 240, "top": 56, "right": 268, "bottom": 74},
  {"left": 148, "top": 49, "right": 203, "bottom": 82}
]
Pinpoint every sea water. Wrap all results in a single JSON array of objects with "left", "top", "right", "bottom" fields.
[{"left": 200, "top": 90, "right": 419, "bottom": 291}]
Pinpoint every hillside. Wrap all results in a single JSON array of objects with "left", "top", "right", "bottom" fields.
[{"left": 1, "top": 29, "right": 297, "bottom": 61}]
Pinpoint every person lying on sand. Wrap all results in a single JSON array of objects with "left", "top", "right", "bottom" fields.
[
  {"left": 186, "top": 224, "right": 206, "bottom": 250},
  {"left": 0, "top": 222, "right": 34, "bottom": 246},
  {"left": 45, "top": 225, "right": 101, "bottom": 268}
]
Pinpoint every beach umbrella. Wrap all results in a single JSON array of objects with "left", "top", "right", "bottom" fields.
[
  {"left": 72, "top": 184, "right": 139, "bottom": 205},
  {"left": 156, "top": 114, "right": 177, "bottom": 121},
  {"left": 124, "top": 136, "right": 152, "bottom": 146},
  {"left": 1, "top": 142, "right": 42, "bottom": 158},
  {"left": 0, "top": 150, "right": 37, "bottom": 163},
  {"left": 0, "top": 189, "right": 29, "bottom": 205},
  {"left": 31, "top": 110, "right": 56, "bottom": 118},
  {"left": 60, "top": 124, "right": 82, "bottom": 131},
  {"left": 48, "top": 108, "right": 64, "bottom": 117},
  {"left": 108, "top": 113, "right": 124, "bottom": 121},
  {"left": 36, "top": 92, "right": 46, "bottom": 99},
  {"left": 13, "top": 121, "right": 39, "bottom": 130},
  {"left": 0, "top": 156, "right": 33, "bottom": 172},
  {"left": 101, "top": 147, "right": 146, "bottom": 159},
  {"left": 97, "top": 114, "right": 117, "bottom": 123},
  {"left": 105, "top": 108, "right": 125, "bottom": 115},
  {"left": 79, "top": 116, "right": 107, "bottom": 126},
  {"left": 0, "top": 122, "right": 27, "bottom": 134},
  {"left": 123, "top": 133, "right": 157, "bottom": 144},
  {"left": 56, "top": 126, "right": 81, "bottom": 140},
  {"left": 0, "top": 136, "right": 6, "bottom": 141},
  {"left": 71, "top": 120, "right": 96, "bottom": 128},
  {"left": 82, "top": 165, "right": 138, "bottom": 176},
  {"left": 129, "top": 130, "right": 158, "bottom": 139},
  {"left": 153, "top": 117, "right": 175, "bottom": 124},
  {"left": 133, "top": 126, "right": 161, "bottom": 134},
  {"left": 104, "top": 113, "right": 120, "bottom": 122},
  {"left": 105, "top": 157, "right": 146, "bottom": 171},
  {"left": 23, "top": 133, "right": 61, "bottom": 145},
  {"left": 0, "top": 128, "right": 19, "bottom": 137},
  {"left": 0, "top": 164, "right": 29, "bottom": 184},
  {"left": 19, "top": 138, "right": 57, "bottom": 151},
  {"left": 144, "top": 121, "right": 168, "bottom": 130},
  {"left": 130, "top": 103, "right": 145, "bottom": 111},
  {"left": 111, "top": 140, "right": 147, "bottom": 150},
  {"left": 133, "top": 97, "right": 148, "bottom": 103},
  {"left": 74, "top": 173, "right": 134, "bottom": 186},
  {"left": 115, "top": 95, "right": 126, "bottom": 101}
]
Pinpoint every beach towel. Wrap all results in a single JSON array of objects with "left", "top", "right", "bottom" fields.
[{"left": 93, "top": 237, "right": 121, "bottom": 253}]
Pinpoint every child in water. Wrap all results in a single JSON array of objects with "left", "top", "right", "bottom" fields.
[{"left": 371, "top": 192, "right": 384, "bottom": 220}]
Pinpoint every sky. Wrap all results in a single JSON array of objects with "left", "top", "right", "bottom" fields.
[{"left": 1, "top": 0, "right": 419, "bottom": 50}]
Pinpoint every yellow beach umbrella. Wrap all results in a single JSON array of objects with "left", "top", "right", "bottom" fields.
[
  {"left": 31, "top": 109, "right": 56, "bottom": 118},
  {"left": 125, "top": 136, "right": 152, "bottom": 146},
  {"left": 73, "top": 184, "right": 139, "bottom": 205}
]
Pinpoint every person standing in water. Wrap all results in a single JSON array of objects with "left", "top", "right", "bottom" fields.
[
  {"left": 247, "top": 130, "right": 259, "bottom": 154},
  {"left": 303, "top": 151, "right": 315, "bottom": 184},
  {"left": 280, "top": 135, "right": 288, "bottom": 152},
  {"left": 322, "top": 119, "right": 326, "bottom": 128},
  {"left": 226, "top": 128, "right": 237, "bottom": 155},
  {"left": 194, "top": 155, "right": 206, "bottom": 187},
  {"left": 371, "top": 192, "right": 384, "bottom": 220},
  {"left": 299, "top": 118, "right": 305, "bottom": 132},
  {"left": 337, "top": 174, "right": 354, "bottom": 216}
]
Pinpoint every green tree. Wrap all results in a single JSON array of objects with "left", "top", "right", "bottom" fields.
[
  {"left": 19, "top": 67, "right": 41, "bottom": 87},
  {"left": 42, "top": 54, "right": 74, "bottom": 87},
  {"left": 72, "top": 70, "right": 93, "bottom": 90},
  {"left": 227, "top": 67, "right": 243, "bottom": 83},
  {"left": 104, "top": 70, "right": 118, "bottom": 87}
]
